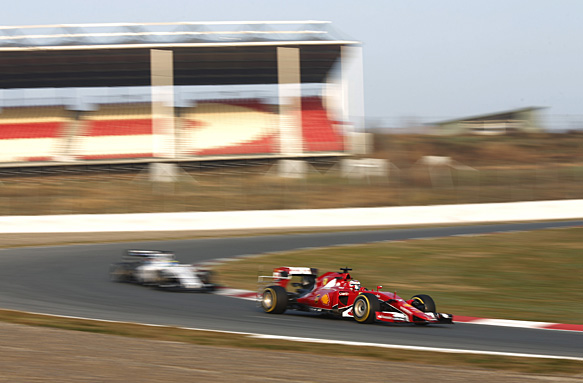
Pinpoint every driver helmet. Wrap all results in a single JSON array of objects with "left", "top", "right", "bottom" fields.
[{"left": 349, "top": 279, "right": 361, "bottom": 291}]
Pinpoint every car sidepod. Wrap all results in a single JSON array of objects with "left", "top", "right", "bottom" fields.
[{"left": 157, "top": 266, "right": 215, "bottom": 292}]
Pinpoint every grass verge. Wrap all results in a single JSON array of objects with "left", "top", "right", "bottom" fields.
[
  {"left": 0, "top": 309, "right": 580, "bottom": 376},
  {"left": 214, "top": 227, "right": 583, "bottom": 324}
]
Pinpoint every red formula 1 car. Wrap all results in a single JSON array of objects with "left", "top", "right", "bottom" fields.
[{"left": 259, "top": 267, "right": 453, "bottom": 325}]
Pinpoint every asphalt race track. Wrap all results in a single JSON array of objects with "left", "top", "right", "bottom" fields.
[{"left": 0, "top": 221, "right": 581, "bottom": 359}]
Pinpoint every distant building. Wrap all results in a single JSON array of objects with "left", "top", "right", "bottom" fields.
[{"left": 431, "top": 107, "right": 545, "bottom": 135}]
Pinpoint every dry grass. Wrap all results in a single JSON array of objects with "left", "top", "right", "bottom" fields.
[
  {"left": 0, "top": 309, "right": 580, "bottom": 376},
  {"left": 0, "top": 162, "right": 581, "bottom": 215},
  {"left": 0, "top": 133, "right": 581, "bottom": 215},
  {"left": 373, "top": 132, "right": 583, "bottom": 167}
]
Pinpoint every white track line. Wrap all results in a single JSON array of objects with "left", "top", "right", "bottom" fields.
[
  {"left": 5, "top": 309, "right": 581, "bottom": 361},
  {"left": 247, "top": 334, "right": 583, "bottom": 361}
]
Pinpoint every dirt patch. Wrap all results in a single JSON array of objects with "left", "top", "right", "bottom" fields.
[{"left": 0, "top": 322, "right": 578, "bottom": 383}]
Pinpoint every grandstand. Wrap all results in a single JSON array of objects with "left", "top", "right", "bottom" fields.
[
  {"left": 301, "top": 97, "right": 344, "bottom": 152},
  {"left": 0, "top": 97, "right": 346, "bottom": 162},
  {"left": 182, "top": 99, "right": 278, "bottom": 156},
  {"left": 0, "top": 21, "right": 364, "bottom": 167},
  {"left": 0, "top": 106, "right": 72, "bottom": 162},
  {"left": 75, "top": 103, "right": 154, "bottom": 160}
]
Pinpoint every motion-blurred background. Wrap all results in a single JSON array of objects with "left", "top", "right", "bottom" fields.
[{"left": 1, "top": 3, "right": 581, "bottom": 215}]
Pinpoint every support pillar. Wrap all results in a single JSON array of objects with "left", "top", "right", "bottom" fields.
[
  {"left": 151, "top": 49, "right": 176, "bottom": 158},
  {"left": 277, "top": 47, "right": 303, "bottom": 156}
]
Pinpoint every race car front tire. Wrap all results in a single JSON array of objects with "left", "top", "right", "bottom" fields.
[
  {"left": 411, "top": 294, "right": 436, "bottom": 313},
  {"left": 411, "top": 294, "right": 437, "bottom": 325},
  {"left": 198, "top": 270, "right": 214, "bottom": 285},
  {"left": 261, "top": 286, "right": 288, "bottom": 314},
  {"left": 353, "top": 293, "right": 380, "bottom": 324}
]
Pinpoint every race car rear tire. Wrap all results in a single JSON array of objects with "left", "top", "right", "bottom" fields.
[
  {"left": 261, "top": 286, "right": 288, "bottom": 314},
  {"left": 109, "top": 264, "right": 128, "bottom": 282},
  {"left": 353, "top": 293, "right": 380, "bottom": 324},
  {"left": 411, "top": 294, "right": 436, "bottom": 313}
]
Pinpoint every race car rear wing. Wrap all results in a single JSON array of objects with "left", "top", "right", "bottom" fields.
[
  {"left": 257, "top": 266, "right": 318, "bottom": 290},
  {"left": 274, "top": 266, "right": 318, "bottom": 278},
  {"left": 122, "top": 249, "right": 176, "bottom": 263},
  {"left": 257, "top": 266, "right": 318, "bottom": 304},
  {"left": 257, "top": 266, "right": 317, "bottom": 281}
]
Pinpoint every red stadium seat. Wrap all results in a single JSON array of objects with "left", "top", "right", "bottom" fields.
[
  {"left": 0, "top": 106, "right": 69, "bottom": 162},
  {"left": 75, "top": 103, "right": 155, "bottom": 160},
  {"left": 301, "top": 97, "right": 344, "bottom": 152},
  {"left": 182, "top": 100, "right": 278, "bottom": 156}
]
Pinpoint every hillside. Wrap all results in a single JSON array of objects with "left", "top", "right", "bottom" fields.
[{"left": 372, "top": 132, "right": 583, "bottom": 167}]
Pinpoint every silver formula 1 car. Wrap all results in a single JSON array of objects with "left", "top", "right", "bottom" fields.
[{"left": 109, "top": 249, "right": 215, "bottom": 292}]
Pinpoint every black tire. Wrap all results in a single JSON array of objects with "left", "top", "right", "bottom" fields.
[
  {"left": 198, "top": 270, "right": 214, "bottom": 285},
  {"left": 157, "top": 277, "right": 181, "bottom": 289},
  {"left": 411, "top": 294, "right": 436, "bottom": 313},
  {"left": 204, "top": 284, "right": 217, "bottom": 292},
  {"left": 261, "top": 286, "right": 288, "bottom": 314},
  {"left": 109, "top": 264, "right": 128, "bottom": 282},
  {"left": 353, "top": 293, "right": 380, "bottom": 324}
]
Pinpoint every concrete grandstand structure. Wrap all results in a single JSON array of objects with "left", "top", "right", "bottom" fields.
[
  {"left": 0, "top": 105, "right": 73, "bottom": 162},
  {"left": 0, "top": 21, "right": 364, "bottom": 167},
  {"left": 181, "top": 99, "right": 279, "bottom": 156},
  {"left": 75, "top": 103, "right": 155, "bottom": 160}
]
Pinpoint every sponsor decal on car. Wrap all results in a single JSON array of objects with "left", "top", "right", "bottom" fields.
[
  {"left": 314, "top": 294, "right": 320, "bottom": 304},
  {"left": 400, "top": 306, "right": 413, "bottom": 315},
  {"left": 287, "top": 267, "right": 313, "bottom": 275},
  {"left": 321, "top": 294, "right": 330, "bottom": 305},
  {"left": 376, "top": 312, "right": 408, "bottom": 321},
  {"left": 342, "top": 308, "right": 354, "bottom": 317}
]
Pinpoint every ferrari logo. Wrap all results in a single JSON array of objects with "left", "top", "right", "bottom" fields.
[{"left": 314, "top": 295, "right": 320, "bottom": 304}]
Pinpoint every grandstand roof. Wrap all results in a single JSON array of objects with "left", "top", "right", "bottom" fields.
[{"left": 0, "top": 21, "right": 358, "bottom": 89}]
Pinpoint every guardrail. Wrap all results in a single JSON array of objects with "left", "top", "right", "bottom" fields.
[{"left": 0, "top": 199, "right": 581, "bottom": 234}]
